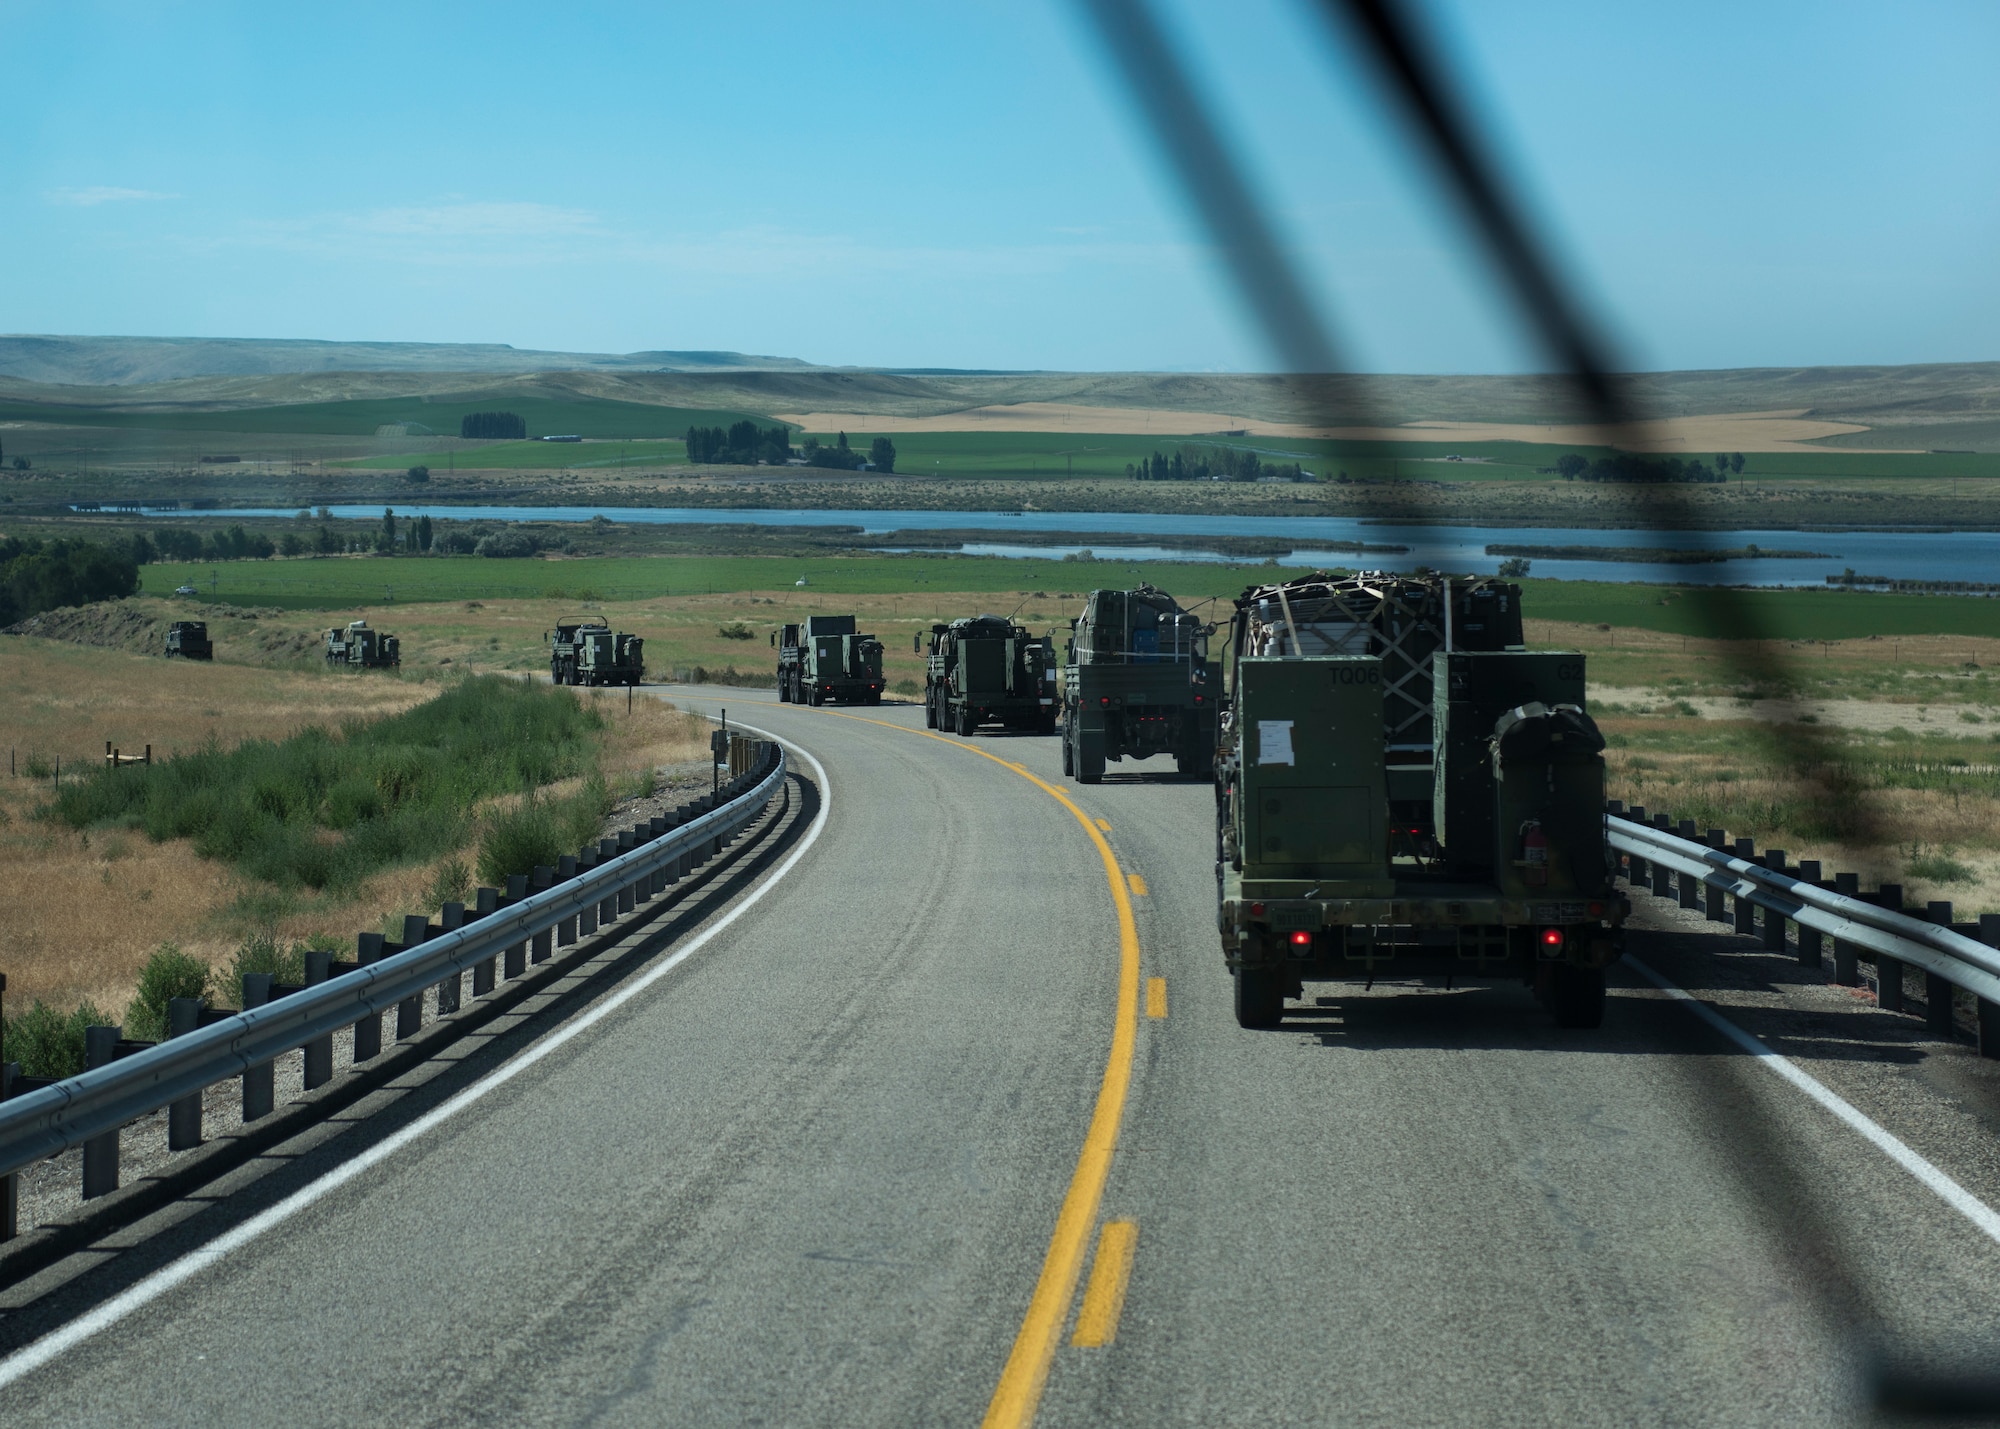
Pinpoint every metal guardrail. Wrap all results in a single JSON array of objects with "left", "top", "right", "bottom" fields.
[
  {"left": 1605, "top": 807, "right": 2000, "bottom": 1051},
  {"left": 0, "top": 741, "right": 787, "bottom": 1189}
]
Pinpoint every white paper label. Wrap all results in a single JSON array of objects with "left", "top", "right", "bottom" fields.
[{"left": 1257, "top": 719, "right": 1295, "bottom": 766}]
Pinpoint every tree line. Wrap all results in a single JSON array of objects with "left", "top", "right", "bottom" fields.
[
  {"left": 461, "top": 411, "right": 527, "bottom": 440},
  {"left": 1553, "top": 452, "right": 1742, "bottom": 484},
  {"left": 0, "top": 535, "right": 140, "bottom": 625},
  {"left": 685, "top": 421, "right": 795, "bottom": 465},
  {"left": 1126, "top": 444, "right": 1308, "bottom": 483}
]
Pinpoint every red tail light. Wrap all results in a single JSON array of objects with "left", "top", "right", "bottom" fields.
[
  {"left": 1541, "top": 927, "right": 1564, "bottom": 948},
  {"left": 1289, "top": 930, "right": 1312, "bottom": 946}
]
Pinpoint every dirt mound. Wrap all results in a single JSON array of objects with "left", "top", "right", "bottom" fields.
[{"left": 4, "top": 599, "right": 324, "bottom": 663}]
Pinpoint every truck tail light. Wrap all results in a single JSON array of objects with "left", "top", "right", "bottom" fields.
[
  {"left": 1250, "top": 901, "right": 1266, "bottom": 918},
  {"left": 1288, "top": 930, "right": 1312, "bottom": 947},
  {"left": 1541, "top": 927, "right": 1564, "bottom": 948}
]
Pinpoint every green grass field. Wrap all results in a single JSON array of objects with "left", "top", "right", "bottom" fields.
[
  {"left": 132, "top": 553, "right": 2000, "bottom": 639},
  {"left": 337, "top": 438, "right": 690, "bottom": 471}
]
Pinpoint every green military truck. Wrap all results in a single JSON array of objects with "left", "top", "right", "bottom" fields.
[
  {"left": 163, "top": 620, "right": 212, "bottom": 661},
  {"left": 1214, "top": 572, "right": 1622, "bottom": 1031},
  {"left": 324, "top": 619, "right": 400, "bottom": 669},
  {"left": 775, "top": 615, "right": 885, "bottom": 705},
  {"left": 1061, "top": 584, "right": 1218, "bottom": 783},
  {"left": 924, "top": 614, "right": 1056, "bottom": 736},
  {"left": 549, "top": 618, "right": 644, "bottom": 686}
]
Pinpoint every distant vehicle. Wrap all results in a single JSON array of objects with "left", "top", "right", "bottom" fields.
[
  {"left": 774, "top": 615, "right": 884, "bottom": 705},
  {"left": 539, "top": 434, "right": 583, "bottom": 443},
  {"left": 163, "top": 620, "right": 212, "bottom": 661},
  {"left": 548, "top": 618, "right": 644, "bottom": 686},
  {"left": 923, "top": 614, "right": 1056, "bottom": 736},
  {"left": 324, "top": 619, "right": 400, "bottom": 669},
  {"left": 173, "top": 584, "right": 199, "bottom": 597},
  {"left": 1061, "top": 584, "right": 1217, "bottom": 783}
]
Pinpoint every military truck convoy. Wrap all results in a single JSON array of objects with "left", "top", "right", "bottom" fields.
[
  {"left": 1212, "top": 572, "right": 1621, "bottom": 1031},
  {"left": 776, "top": 615, "right": 884, "bottom": 705},
  {"left": 163, "top": 620, "right": 212, "bottom": 660},
  {"left": 923, "top": 614, "right": 1056, "bottom": 735},
  {"left": 1061, "top": 585, "right": 1217, "bottom": 782},
  {"left": 549, "top": 618, "right": 645, "bottom": 686},
  {"left": 324, "top": 619, "right": 400, "bottom": 669}
]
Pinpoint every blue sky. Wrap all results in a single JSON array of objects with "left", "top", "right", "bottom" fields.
[{"left": 4, "top": 0, "right": 1996, "bottom": 374}]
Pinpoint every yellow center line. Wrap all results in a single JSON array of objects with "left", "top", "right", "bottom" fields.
[
  {"left": 1146, "top": 977, "right": 1167, "bottom": 1020},
  {"left": 1070, "top": 1220, "right": 1138, "bottom": 1347},
  {"left": 1127, "top": 872, "right": 1148, "bottom": 897},
  {"left": 776, "top": 702, "right": 1140, "bottom": 1428}
]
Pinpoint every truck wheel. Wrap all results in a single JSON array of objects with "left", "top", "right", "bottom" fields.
[
  {"left": 955, "top": 704, "right": 974, "bottom": 737},
  {"left": 924, "top": 692, "right": 937, "bottom": 728},
  {"left": 1551, "top": 963, "right": 1606, "bottom": 1029},
  {"left": 1062, "top": 723, "right": 1075, "bottom": 776},
  {"left": 1234, "top": 966, "right": 1284, "bottom": 1029},
  {"left": 1077, "top": 737, "right": 1104, "bottom": 784}
]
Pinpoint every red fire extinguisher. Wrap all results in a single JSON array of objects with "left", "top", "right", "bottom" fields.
[{"left": 1521, "top": 821, "right": 1549, "bottom": 886}]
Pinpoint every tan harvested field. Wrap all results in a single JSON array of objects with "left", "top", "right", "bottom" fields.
[
  {"left": 0, "top": 634, "right": 709, "bottom": 1019},
  {"left": 774, "top": 404, "right": 1886, "bottom": 452}
]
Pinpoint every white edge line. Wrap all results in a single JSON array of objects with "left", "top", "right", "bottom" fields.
[
  {"left": 1629, "top": 955, "right": 2000, "bottom": 1246},
  {"left": 0, "top": 719, "right": 828, "bottom": 1391}
]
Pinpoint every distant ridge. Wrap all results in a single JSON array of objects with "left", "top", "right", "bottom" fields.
[{"left": 0, "top": 335, "right": 821, "bottom": 386}]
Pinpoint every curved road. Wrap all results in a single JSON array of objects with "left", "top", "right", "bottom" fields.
[{"left": 8, "top": 686, "right": 2000, "bottom": 1424}]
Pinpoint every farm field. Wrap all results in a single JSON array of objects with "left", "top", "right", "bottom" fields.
[
  {"left": 336, "top": 438, "right": 691, "bottom": 471},
  {"left": 126, "top": 552, "right": 2000, "bottom": 640}
]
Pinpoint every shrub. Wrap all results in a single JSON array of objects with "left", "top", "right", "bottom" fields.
[
  {"left": 124, "top": 943, "right": 214, "bottom": 1041},
  {"left": 474, "top": 529, "right": 538, "bottom": 558},
  {"left": 1907, "top": 848, "right": 1975, "bottom": 884},
  {"left": 425, "top": 856, "right": 471, "bottom": 908},
  {"left": 717, "top": 622, "right": 755, "bottom": 640},
  {"left": 3, "top": 999, "right": 113, "bottom": 1079},
  {"left": 477, "top": 777, "right": 611, "bottom": 885},
  {"left": 406, "top": 465, "right": 430, "bottom": 483}
]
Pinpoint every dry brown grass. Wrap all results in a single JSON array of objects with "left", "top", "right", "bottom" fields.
[{"left": 0, "top": 636, "right": 716, "bottom": 1019}]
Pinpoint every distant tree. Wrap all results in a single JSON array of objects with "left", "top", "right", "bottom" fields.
[
  {"left": 836, "top": 431, "right": 850, "bottom": 451},
  {"left": 406, "top": 465, "right": 430, "bottom": 483},
  {"left": 415, "top": 515, "right": 434, "bottom": 552},
  {"left": 313, "top": 523, "right": 340, "bottom": 555},
  {"left": 124, "top": 531, "right": 155, "bottom": 566},
  {"left": 1497, "top": 557, "right": 1532, "bottom": 578},
  {"left": 869, "top": 437, "right": 896, "bottom": 473},
  {"left": 0, "top": 536, "right": 140, "bottom": 625},
  {"left": 12, "top": 457, "right": 28, "bottom": 471},
  {"left": 279, "top": 531, "right": 305, "bottom": 557},
  {"left": 378, "top": 508, "right": 398, "bottom": 554},
  {"left": 1730, "top": 452, "right": 1745, "bottom": 475},
  {"left": 461, "top": 412, "right": 527, "bottom": 440},
  {"left": 1555, "top": 453, "right": 1588, "bottom": 480}
]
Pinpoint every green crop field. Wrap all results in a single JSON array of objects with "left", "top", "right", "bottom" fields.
[
  {"left": 132, "top": 553, "right": 2000, "bottom": 639},
  {"left": 337, "top": 439, "right": 689, "bottom": 471},
  {"left": 0, "top": 393, "right": 770, "bottom": 441}
]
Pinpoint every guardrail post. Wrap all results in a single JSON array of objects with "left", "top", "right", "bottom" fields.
[
  {"left": 1980, "top": 915, "right": 2000, "bottom": 1059},
  {"left": 1795, "top": 861, "right": 1824, "bottom": 967},
  {"left": 1, "top": 1061, "right": 15, "bottom": 1240},
  {"left": 1925, "top": 902, "right": 1957, "bottom": 1036},
  {"left": 531, "top": 867, "right": 554, "bottom": 962},
  {"left": 634, "top": 827, "right": 656, "bottom": 904},
  {"left": 303, "top": 950, "right": 334, "bottom": 1088},
  {"left": 1761, "top": 851, "right": 1788, "bottom": 949},
  {"left": 504, "top": 875, "right": 528, "bottom": 977},
  {"left": 1874, "top": 885, "right": 1907, "bottom": 1011},
  {"left": 81, "top": 1026, "right": 122, "bottom": 1198},
  {"left": 353, "top": 933, "right": 384, "bottom": 1062},
  {"left": 1650, "top": 814, "right": 1674, "bottom": 897},
  {"left": 1676, "top": 821, "right": 1701, "bottom": 908},
  {"left": 1832, "top": 873, "right": 1861, "bottom": 985},
  {"left": 616, "top": 831, "right": 637, "bottom": 915},
  {"left": 598, "top": 839, "right": 620, "bottom": 926},
  {"left": 1703, "top": 830, "right": 1728, "bottom": 920},
  {"left": 436, "top": 902, "right": 465, "bottom": 1014},
  {"left": 557, "top": 855, "right": 579, "bottom": 945},
  {"left": 577, "top": 848, "right": 599, "bottom": 935},
  {"left": 167, "top": 996, "right": 204, "bottom": 1148},
  {"left": 472, "top": 887, "right": 499, "bottom": 995},
  {"left": 398, "top": 915, "right": 429, "bottom": 1039},
  {"left": 1731, "top": 838, "right": 1757, "bottom": 932},
  {"left": 242, "top": 974, "right": 275, "bottom": 1120},
  {"left": 1622, "top": 806, "right": 1647, "bottom": 885}
]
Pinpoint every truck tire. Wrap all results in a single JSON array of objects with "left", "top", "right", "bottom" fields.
[
  {"left": 1077, "top": 735, "right": 1104, "bottom": 784},
  {"left": 955, "top": 703, "right": 974, "bottom": 737},
  {"left": 1234, "top": 966, "right": 1284, "bottom": 1029},
  {"left": 924, "top": 691, "right": 937, "bottom": 728},
  {"left": 1551, "top": 963, "right": 1606, "bottom": 1029},
  {"left": 1062, "top": 723, "right": 1075, "bottom": 776}
]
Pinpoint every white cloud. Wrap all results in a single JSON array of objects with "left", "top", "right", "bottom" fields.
[
  {"left": 348, "top": 201, "right": 601, "bottom": 238},
  {"left": 47, "top": 186, "right": 178, "bottom": 207}
]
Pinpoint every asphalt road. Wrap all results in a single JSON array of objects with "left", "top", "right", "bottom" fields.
[{"left": 10, "top": 686, "right": 2000, "bottom": 1425}]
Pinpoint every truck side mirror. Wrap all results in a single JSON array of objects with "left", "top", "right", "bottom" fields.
[{"left": 770, "top": 631, "right": 776, "bottom": 647}]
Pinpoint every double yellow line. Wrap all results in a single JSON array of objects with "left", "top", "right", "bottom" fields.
[{"left": 779, "top": 703, "right": 1142, "bottom": 1427}]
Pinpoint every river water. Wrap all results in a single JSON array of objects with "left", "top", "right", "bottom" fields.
[{"left": 152, "top": 503, "right": 1987, "bottom": 588}]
